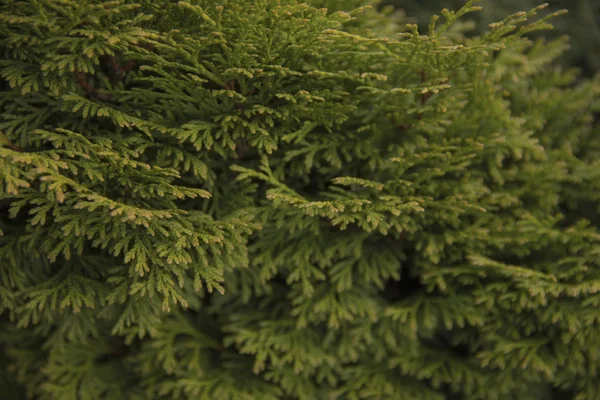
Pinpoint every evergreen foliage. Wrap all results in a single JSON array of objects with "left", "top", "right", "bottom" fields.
[
  {"left": 383, "top": 0, "right": 600, "bottom": 76},
  {"left": 1, "top": 0, "right": 599, "bottom": 399}
]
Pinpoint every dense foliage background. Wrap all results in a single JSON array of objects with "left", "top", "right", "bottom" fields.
[
  {"left": 1, "top": 0, "right": 599, "bottom": 399},
  {"left": 384, "top": 0, "right": 600, "bottom": 75}
]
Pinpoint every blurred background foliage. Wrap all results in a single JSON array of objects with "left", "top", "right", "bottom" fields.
[{"left": 380, "top": 0, "right": 600, "bottom": 76}]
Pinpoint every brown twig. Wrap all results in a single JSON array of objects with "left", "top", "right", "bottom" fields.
[
  {"left": 106, "top": 56, "right": 137, "bottom": 83},
  {"left": 419, "top": 70, "right": 432, "bottom": 106},
  {"left": 0, "top": 131, "right": 22, "bottom": 152},
  {"left": 417, "top": 70, "right": 432, "bottom": 121},
  {"left": 3, "top": 143, "right": 21, "bottom": 152},
  {"left": 74, "top": 71, "right": 113, "bottom": 102},
  {"left": 224, "top": 80, "right": 235, "bottom": 91}
]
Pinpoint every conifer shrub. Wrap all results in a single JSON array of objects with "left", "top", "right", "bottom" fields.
[
  {"left": 383, "top": 0, "right": 600, "bottom": 75},
  {"left": 1, "top": 0, "right": 599, "bottom": 399}
]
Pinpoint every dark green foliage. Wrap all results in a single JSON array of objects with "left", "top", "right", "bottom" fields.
[
  {"left": 383, "top": 0, "right": 600, "bottom": 75},
  {"left": 1, "top": 0, "right": 599, "bottom": 399}
]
